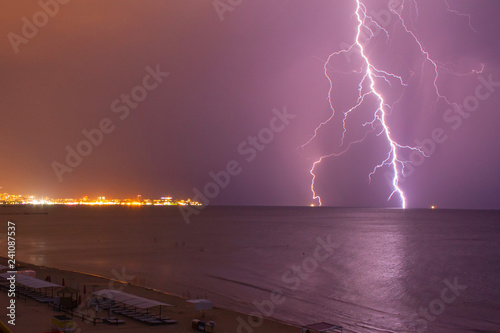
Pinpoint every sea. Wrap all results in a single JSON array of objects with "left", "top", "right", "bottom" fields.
[{"left": 1, "top": 205, "right": 500, "bottom": 333}]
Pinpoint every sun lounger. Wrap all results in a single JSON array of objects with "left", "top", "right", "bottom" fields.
[
  {"left": 141, "top": 318, "right": 164, "bottom": 325},
  {"left": 130, "top": 314, "right": 149, "bottom": 320},
  {"left": 104, "top": 317, "right": 125, "bottom": 325}
]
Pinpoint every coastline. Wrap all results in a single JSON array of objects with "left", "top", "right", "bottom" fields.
[{"left": 0, "top": 258, "right": 300, "bottom": 332}]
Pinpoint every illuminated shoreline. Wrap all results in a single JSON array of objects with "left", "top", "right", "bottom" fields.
[{"left": 0, "top": 193, "right": 202, "bottom": 207}]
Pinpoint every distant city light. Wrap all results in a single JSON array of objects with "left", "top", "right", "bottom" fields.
[{"left": 0, "top": 192, "right": 202, "bottom": 207}]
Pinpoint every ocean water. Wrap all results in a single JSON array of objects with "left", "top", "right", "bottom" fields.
[{"left": 2, "top": 205, "right": 500, "bottom": 332}]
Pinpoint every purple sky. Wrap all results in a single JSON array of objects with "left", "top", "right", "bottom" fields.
[{"left": 1, "top": 0, "right": 499, "bottom": 209}]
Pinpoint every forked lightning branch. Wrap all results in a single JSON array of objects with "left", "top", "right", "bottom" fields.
[{"left": 304, "top": 0, "right": 482, "bottom": 208}]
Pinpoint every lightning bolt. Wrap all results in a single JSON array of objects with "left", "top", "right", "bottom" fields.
[
  {"left": 310, "top": 132, "right": 371, "bottom": 207},
  {"left": 303, "top": 0, "right": 480, "bottom": 208},
  {"left": 444, "top": 0, "right": 478, "bottom": 33}
]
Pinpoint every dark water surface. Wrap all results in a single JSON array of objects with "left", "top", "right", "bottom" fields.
[{"left": 2, "top": 206, "right": 499, "bottom": 332}]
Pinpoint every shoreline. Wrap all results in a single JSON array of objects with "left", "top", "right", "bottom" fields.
[{"left": 0, "top": 257, "right": 300, "bottom": 332}]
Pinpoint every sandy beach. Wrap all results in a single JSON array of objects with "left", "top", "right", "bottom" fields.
[{"left": 0, "top": 259, "right": 299, "bottom": 333}]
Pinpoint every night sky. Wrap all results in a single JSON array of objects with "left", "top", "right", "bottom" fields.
[{"left": 2, "top": 0, "right": 500, "bottom": 209}]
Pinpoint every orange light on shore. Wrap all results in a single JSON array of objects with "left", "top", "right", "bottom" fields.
[
  {"left": 431, "top": 205, "right": 436, "bottom": 209},
  {"left": 0, "top": 192, "right": 201, "bottom": 206}
]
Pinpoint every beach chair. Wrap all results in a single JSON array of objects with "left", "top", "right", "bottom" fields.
[{"left": 103, "top": 317, "right": 125, "bottom": 325}]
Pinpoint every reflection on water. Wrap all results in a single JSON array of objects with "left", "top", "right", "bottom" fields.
[
  {"left": 27, "top": 241, "right": 48, "bottom": 266},
  {"left": 1, "top": 206, "right": 499, "bottom": 333}
]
